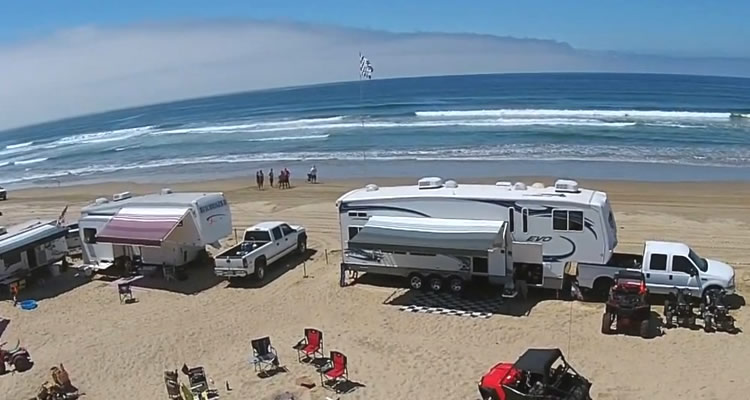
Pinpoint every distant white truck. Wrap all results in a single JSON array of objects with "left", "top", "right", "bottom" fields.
[
  {"left": 577, "top": 241, "right": 736, "bottom": 298},
  {"left": 214, "top": 221, "right": 307, "bottom": 281}
]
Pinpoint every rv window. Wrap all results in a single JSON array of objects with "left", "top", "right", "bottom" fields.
[
  {"left": 508, "top": 208, "right": 515, "bottom": 232},
  {"left": 348, "top": 226, "right": 363, "bottom": 240},
  {"left": 280, "top": 224, "right": 295, "bottom": 236},
  {"left": 649, "top": 254, "right": 667, "bottom": 271},
  {"left": 244, "top": 230, "right": 271, "bottom": 242},
  {"left": 522, "top": 208, "right": 529, "bottom": 233},
  {"left": 348, "top": 212, "right": 357, "bottom": 217},
  {"left": 357, "top": 212, "right": 367, "bottom": 217},
  {"left": 83, "top": 228, "right": 97, "bottom": 244},
  {"left": 271, "top": 227, "right": 283, "bottom": 240},
  {"left": 672, "top": 256, "right": 694, "bottom": 274},
  {"left": 568, "top": 211, "right": 584, "bottom": 231},
  {"left": 552, "top": 210, "right": 568, "bottom": 231},
  {"left": 2, "top": 252, "right": 22, "bottom": 266}
]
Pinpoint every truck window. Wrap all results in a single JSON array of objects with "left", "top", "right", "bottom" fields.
[
  {"left": 244, "top": 230, "right": 271, "bottom": 242},
  {"left": 688, "top": 249, "right": 708, "bottom": 272},
  {"left": 83, "top": 228, "right": 97, "bottom": 244},
  {"left": 552, "top": 210, "right": 584, "bottom": 232},
  {"left": 649, "top": 253, "right": 667, "bottom": 271},
  {"left": 281, "top": 224, "right": 294, "bottom": 236},
  {"left": 348, "top": 226, "right": 363, "bottom": 240},
  {"left": 672, "top": 256, "right": 695, "bottom": 274},
  {"left": 508, "top": 208, "right": 515, "bottom": 232},
  {"left": 271, "top": 227, "right": 283, "bottom": 240},
  {"left": 522, "top": 208, "right": 529, "bottom": 233}
]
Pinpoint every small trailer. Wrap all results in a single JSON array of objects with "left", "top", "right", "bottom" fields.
[
  {"left": 214, "top": 221, "right": 307, "bottom": 281},
  {"left": 343, "top": 216, "right": 543, "bottom": 293}
]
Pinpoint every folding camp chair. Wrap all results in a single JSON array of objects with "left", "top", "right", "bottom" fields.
[
  {"left": 118, "top": 283, "right": 135, "bottom": 304},
  {"left": 164, "top": 370, "right": 182, "bottom": 400},
  {"left": 319, "top": 351, "right": 349, "bottom": 391},
  {"left": 251, "top": 336, "right": 281, "bottom": 375},
  {"left": 293, "top": 328, "right": 324, "bottom": 363}
]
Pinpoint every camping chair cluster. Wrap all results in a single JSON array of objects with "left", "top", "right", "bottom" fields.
[{"left": 250, "top": 328, "right": 352, "bottom": 393}]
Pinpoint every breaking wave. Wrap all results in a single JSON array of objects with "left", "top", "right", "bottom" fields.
[{"left": 415, "top": 109, "right": 732, "bottom": 119}]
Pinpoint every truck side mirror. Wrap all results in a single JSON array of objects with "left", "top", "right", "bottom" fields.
[{"left": 689, "top": 268, "right": 698, "bottom": 277}]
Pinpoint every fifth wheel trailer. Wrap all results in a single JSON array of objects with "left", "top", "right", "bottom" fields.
[{"left": 344, "top": 216, "right": 543, "bottom": 293}]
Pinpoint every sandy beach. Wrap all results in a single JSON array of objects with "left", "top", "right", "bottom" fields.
[{"left": 1, "top": 176, "right": 749, "bottom": 400}]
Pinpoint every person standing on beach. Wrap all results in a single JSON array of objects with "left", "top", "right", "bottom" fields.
[
  {"left": 255, "top": 170, "right": 262, "bottom": 190},
  {"left": 269, "top": 168, "right": 274, "bottom": 188},
  {"left": 259, "top": 169, "right": 265, "bottom": 190}
]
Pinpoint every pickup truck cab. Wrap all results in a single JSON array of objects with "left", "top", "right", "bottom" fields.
[
  {"left": 578, "top": 241, "right": 735, "bottom": 298},
  {"left": 214, "top": 221, "right": 307, "bottom": 281}
]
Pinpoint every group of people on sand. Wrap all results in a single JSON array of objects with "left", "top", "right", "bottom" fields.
[{"left": 255, "top": 167, "right": 292, "bottom": 190}]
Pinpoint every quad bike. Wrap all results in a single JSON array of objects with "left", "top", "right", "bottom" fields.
[
  {"left": 0, "top": 340, "right": 33, "bottom": 374},
  {"left": 664, "top": 288, "right": 697, "bottom": 329},
  {"left": 701, "top": 289, "right": 739, "bottom": 334}
]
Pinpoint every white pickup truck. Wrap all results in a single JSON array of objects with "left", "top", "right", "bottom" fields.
[
  {"left": 578, "top": 240, "right": 736, "bottom": 298},
  {"left": 214, "top": 221, "right": 307, "bottom": 281}
]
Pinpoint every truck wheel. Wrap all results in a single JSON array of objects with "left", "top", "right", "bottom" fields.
[
  {"left": 297, "top": 237, "right": 307, "bottom": 255},
  {"left": 601, "top": 312, "right": 613, "bottom": 334},
  {"left": 592, "top": 278, "right": 613, "bottom": 301},
  {"left": 448, "top": 277, "right": 464, "bottom": 294},
  {"left": 255, "top": 259, "right": 266, "bottom": 281},
  {"left": 428, "top": 276, "right": 443, "bottom": 292},
  {"left": 408, "top": 274, "right": 424, "bottom": 290}
]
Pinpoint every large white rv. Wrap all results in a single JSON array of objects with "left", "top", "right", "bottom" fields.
[
  {"left": 0, "top": 219, "right": 68, "bottom": 287},
  {"left": 336, "top": 177, "right": 618, "bottom": 290},
  {"left": 78, "top": 190, "right": 232, "bottom": 270}
]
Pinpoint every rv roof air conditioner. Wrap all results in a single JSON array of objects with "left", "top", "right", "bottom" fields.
[
  {"left": 444, "top": 179, "right": 458, "bottom": 189},
  {"left": 532, "top": 182, "right": 545, "bottom": 189},
  {"left": 513, "top": 182, "right": 527, "bottom": 191},
  {"left": 418, "top": 177, "right": 444, "bottom": 189},
  {"left": 554, "top": 179, "right": 580, "bottom": 193},
  {"left": 365, "top": 184, "right": 379, "bottom": 192},
  {"left": 113, "top": 191, "right": 132, "bottom": 201},
  {"left": 161, "top": 188, "right": 173, "bottom": 195},
  {"left": 94, "top": 197, "right": 109, "bottom": 206},
  {"left": 495, "top": 181, "right": 512, "bottom": 188}
]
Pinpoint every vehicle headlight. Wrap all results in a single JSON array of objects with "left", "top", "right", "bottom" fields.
[{"left": 729, "top": 274, "right": 735, "bottom": 288}]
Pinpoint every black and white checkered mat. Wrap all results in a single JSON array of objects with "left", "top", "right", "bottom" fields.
[{"left": 393, "top": 291, "right": 505, "bottom": 319}]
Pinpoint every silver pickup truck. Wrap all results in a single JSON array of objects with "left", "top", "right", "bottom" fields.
[
  {"left": 214, "top": 221, "right": 307, "bottom": 281},
  {"left": 578, "top": 240, "right": 736, "bottom": 298}
]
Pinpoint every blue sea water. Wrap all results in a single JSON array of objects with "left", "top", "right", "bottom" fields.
[{"left": 2, "top": 73, "right": 750, "bottom": 188}]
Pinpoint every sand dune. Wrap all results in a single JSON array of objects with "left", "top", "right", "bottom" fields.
[{"left": 0, "top": 177, "right": 748, "bottom": 399}]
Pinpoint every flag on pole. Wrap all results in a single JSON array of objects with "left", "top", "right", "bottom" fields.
[{"left": 359, "top": 52, "right": 374, "bottom": 79}]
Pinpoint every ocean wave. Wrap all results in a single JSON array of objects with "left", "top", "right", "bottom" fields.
[
  {"left": 245, "top": 134, "right": 330, "bottom": 142},
  {"left": 5, "top": 141, "right": 34, "bottom": 150},
  {"left": 415, "top": 109, "right": 731, "bottom": 120},
  {"left": 154, "top": 116, "right": 344, "bottom": 135},
  {"left": 14, "top": 157, "right": 49, "bottom": 165},
  {"left": 53, "top": 126, "right": 155, "bottom": 146}
]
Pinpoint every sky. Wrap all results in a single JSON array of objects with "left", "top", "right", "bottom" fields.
[{"left": 1, "top": 1, "right": 749, "bottom": 130}]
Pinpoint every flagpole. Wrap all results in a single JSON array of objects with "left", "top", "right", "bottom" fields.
[{"left": 359, "top": 53, "right": 366, "bottom": 164}]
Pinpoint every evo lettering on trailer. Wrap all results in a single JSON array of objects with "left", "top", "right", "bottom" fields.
[
  {"left": 526, "top": 236, "right": 553, "bottom": 242},
  {"left": 199, "top": 199, "right": 227, "bottom": 214}
]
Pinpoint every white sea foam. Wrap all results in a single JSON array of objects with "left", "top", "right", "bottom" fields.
[
  {"left": 155, "top": 116, "right": 345, "bottom": 135},
  {"left": 53, "top": 126, "right": 155, "bottom": 146},
  {"left": 245, "top": 134, "right": 330, "bottom": 142},
  {"left": 5, "top": 141, "right": 34, "bottom": 150},
  {"left": 415, "top": 109, "right": 731, "bottom": 119},
  {"left": 14, "top": 157, "right": 49, "bottom": 165}
]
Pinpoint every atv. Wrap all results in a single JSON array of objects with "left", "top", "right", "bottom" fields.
[
  {"left": 0, "top": 340, "right": 33, "bottom": 374},
  {"left": 601, "top": 270, "right": 658, "bottom": 339},
  {"left": 478, "top": 348, "right": 592, "bottom": 400},
  {"left": 701, "top": 289, "right": 739, "bottom": 334},
  {"left": 663, "top": 288, "right": 697, "bottom": 329}
]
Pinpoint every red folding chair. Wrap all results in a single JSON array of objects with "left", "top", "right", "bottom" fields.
[
  {"left": 293, "top": 328, "right": 324, "bottom": 362},
  {"left": 319, "top": 351, "right": 349, "bottom": 390}
]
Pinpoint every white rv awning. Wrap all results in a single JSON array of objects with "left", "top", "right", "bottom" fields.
[
  {"left": 96, "top": 207, "right": 189, "bottom": 247},
  {"left": 348, "top": 216, "right": 506, "bottom": 256}
]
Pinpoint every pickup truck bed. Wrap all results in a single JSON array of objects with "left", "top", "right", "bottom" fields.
[{"left": 218, "top": 240, "right": 271, "bottom": 258}]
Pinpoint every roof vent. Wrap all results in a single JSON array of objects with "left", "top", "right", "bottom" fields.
[
  {"left": 495, "top": 181, "right": 512, "bottom": 188},
  {"left": 113, "top": 191, "right": 132, "bottom": 201},
  {"left": 94, "top": 197, "right": 109, "bottom": 205},
  {"left": 531, "top": 182, "right": 545, "bottom": 189},
  {"left": 513, "top": 182, "right": 527, "bottom": 191},
  {"left": 365, "top": 183, "right": 379, "bottom": 192},
  {"left": 0, "top": 226, "right": 7, "bottom": 236},
  {"left": 161, "top": 188, "right": 173, "bottom": 195},
  {"left": 418, "top": 177, "right": 444, "bottom": 190},
  {"left": 554, "top": 179, "right": 580, "bottom": 193},
  {"left": 444, "top": 179, "right": 458, "bottom": 189}
]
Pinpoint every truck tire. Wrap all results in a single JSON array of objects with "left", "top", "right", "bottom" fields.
[
  {"left": 254, "top": 258, "right": 266, "bottom": 281},
  {"left": 448, "top": 277, "right": 464, "bottom": 294},
  {"left": 601, "top": 312, "right": 613, "bottom": 334},
  {"left": 297, "top": 236, "right": 307, "bottom": 255},
  {"left": 592, "top": 278, "right": 613, "bottom": 300},
  {"left": 428, "top": 276, "right": 443, "bottom": 292},
  {"left": 408, "top": 274, "right": 424, "bottom": 290}
]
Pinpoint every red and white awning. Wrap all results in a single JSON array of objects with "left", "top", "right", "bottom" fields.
[{"left": 96, "top": 207, "right": 189, "bottom": 247}]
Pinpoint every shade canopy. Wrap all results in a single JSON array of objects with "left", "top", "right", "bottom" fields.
[
  {"left": 512, "top": 348, "right": 564, "bottom": 375},
  {"left": 96, "top": 207, "right": 189, "bottom": 247},
  {"left": 347, "top": 216, "right": 506, "bottom": 256}
]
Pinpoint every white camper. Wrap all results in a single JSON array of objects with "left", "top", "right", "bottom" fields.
[
  {"left": 336, "top": 177, "right": 618, "bottom": 290},
  {"left": 0, "top": 219, "right": 68, "bottom": 287},
  {"left": 78, "top": 190, "right": 232, "bottom": 270}
]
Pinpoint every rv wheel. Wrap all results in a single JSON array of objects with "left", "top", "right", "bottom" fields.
[
  {"left": 408, "top": 274, "right": 424, "bottom": 290},
  {"left": 448, "top": 277, "right": 464, "bottom": 294},
  {"left": 428, "top": 276, "right": 443, "bottom": 292}
]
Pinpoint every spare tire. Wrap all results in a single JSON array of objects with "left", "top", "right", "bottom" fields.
[{"left": 11, "top": 353, "right": 33, "bottom": 372}]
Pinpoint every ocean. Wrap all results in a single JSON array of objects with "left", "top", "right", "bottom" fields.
[{"left": 2, "top": 73, "right": 750, "bottom": 188}]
